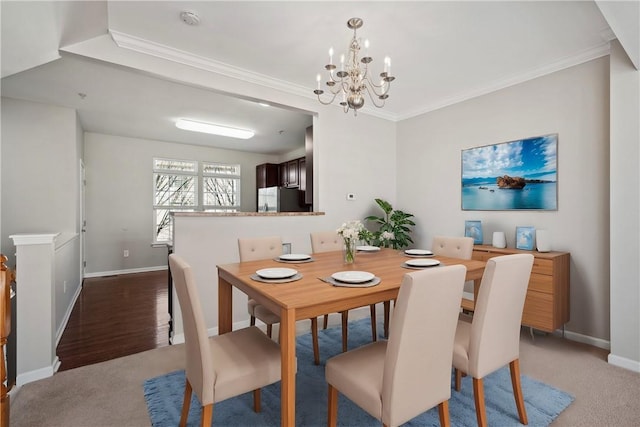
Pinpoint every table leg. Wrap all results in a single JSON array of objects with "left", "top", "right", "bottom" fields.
[
  {"left": 280, "top": 307, "right": 296, "bottom": 426},
  {"left": 218, "top": 276, "right": 233, "bottom": 334},
  {"left": 473, "top": 279, "right": 481, "bottom": 304}
]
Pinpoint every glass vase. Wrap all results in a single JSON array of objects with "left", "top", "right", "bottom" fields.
[{"left": 343, "top": 239, "right": 356, "bottom": 264}]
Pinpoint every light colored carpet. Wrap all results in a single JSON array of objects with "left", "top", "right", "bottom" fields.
[{"left": 10, "top": 309, "right": 640, "bottom": 426}]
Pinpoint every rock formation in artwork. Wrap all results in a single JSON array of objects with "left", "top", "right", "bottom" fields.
[{"left": 496, "top": 175, "right": 526, "bottom": 189}]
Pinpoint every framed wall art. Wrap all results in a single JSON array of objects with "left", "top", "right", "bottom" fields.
[
  {"left": 516, "top": 226, "right": 536, "bottom": 251},
  {"left": 464, "top": 220, "right": 483, "bottom": 244},
  {"left": 461, "top": 134, "right": 558, "bottom": 210}
]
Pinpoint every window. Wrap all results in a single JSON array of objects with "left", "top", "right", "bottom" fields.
[
  {"left": 153, "top": 158, "right": 240, "bottom": 243},
  {"left": 202, "top": 162, "right": 241, "bottom": 211}
]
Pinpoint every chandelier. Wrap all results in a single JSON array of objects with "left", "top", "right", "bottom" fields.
[{"left": 314, "top": 17, "right": 395, "bottom": 116}]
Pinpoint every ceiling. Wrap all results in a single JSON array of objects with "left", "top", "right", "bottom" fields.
[{"left": 1, "top": 1, "right": 636, "bottom": 154}]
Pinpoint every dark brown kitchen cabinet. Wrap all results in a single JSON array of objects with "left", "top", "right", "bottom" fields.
[
  {"left": 299, "top": 158, "right": 306, "bottom": 191},
  {"left": 256, "top": 163, "right": 279, "bottom": 189},
  {"left": 287, "top": 159, "right": 299, "bottom": 188},
  {"left": 279, "top": 158, "right": 301, "bottom": 188}
]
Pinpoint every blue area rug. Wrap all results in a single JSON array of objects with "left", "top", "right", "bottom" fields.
[{"left": 144, "top": 318, "right": 573, "bottom": 426}]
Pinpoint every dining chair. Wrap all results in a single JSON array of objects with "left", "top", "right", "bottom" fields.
[
  {"left": 452, "top": 253, "right": 534, "bottom": 427},
  {"left": 326, "top": 265, "right": 467, "bottom": 427},
  {"left": 431, "top": 235, "right": 476, "bottom": 309},
  {"left": 239, "top": 236, "right": 283, "bottom": 339},
  {"left": 168, "top": 254, "right": 281, "bottom": 427},
  {"left": 238, "top": 236, "right": 323, "bottom": 365},
  {"left": 310, "top": 231, "right": 380, "bottom": 351}
]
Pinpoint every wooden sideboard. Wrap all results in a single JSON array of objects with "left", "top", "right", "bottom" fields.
[{"left": 470, "top": 245, "right": 570, "bottom": 332}]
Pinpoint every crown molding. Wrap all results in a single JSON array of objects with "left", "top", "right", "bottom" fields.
[
  {"left": 109, "top": 30, "right": 312, "bottom": 99},
  {"left": 109, "top": 30, "right": 609, "bottom": 123},
  {"left": 396, "top": 42, "right": 611, "bottom": 121},
  {"left": 109, "top": 30, "right": 398, "bottom": 121}
]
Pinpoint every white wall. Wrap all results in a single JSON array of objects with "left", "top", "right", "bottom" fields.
[
  {"left": 609, "top": 40, "right": 640, "bottom": 371},
  {"left": 1, "top": 98, "right": 81, "bottom": 267},
  {"left": 1, "top": 97, "right": 84, "bottom": 382},
  {"left": 396, "top": 58, "right": 611, "bottom": 343},
  {"left": 83, "top": 132, "right": 283, "bottom": 274}
]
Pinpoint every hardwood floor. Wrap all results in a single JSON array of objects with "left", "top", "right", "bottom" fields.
[{"left": 56, "top": 270, "right": 170, "bottom": 371}]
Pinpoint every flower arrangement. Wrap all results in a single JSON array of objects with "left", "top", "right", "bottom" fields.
[{"left": 337, "top": 220, "right": 367, "bottom": 263}]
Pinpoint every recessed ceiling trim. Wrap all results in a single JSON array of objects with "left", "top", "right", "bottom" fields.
[
  {"left": 108, "top": 30, "right": 399, "bottom": 122},
  {"left": 396, "top": 42, "right": 612, "bottom": 121}
]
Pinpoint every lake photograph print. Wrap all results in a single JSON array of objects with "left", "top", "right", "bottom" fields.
[{"left": 461, "top": 134, "right": 558, "bottom": 210}]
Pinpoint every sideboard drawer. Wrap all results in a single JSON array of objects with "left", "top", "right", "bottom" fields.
[
  {"left": 532, "top": 258, "right": 554, "bottom": 276},
  {"left": 522, "top": 291, "right": 554, "bottom": 331},
  {"left": 528, "top": 273, "right": 553, "bottom": 294}
]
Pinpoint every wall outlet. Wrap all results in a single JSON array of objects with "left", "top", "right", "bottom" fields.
[
  {"left": 63, "top": 280, "right": 67, "bottom": 293},
  {"left": 346, "top": 193, "right": 356, "bottom": 201},
  {"left": 124, "top": 249, "right": 129, "bottom": 258}
]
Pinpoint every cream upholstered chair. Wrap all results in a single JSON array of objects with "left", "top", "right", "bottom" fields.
[
  {"left": 169, "top": 254, "right": 281, "bottom": 427},
  {"left": 326, "top": 265, "right": 467, "bottom": 427},
  {"left": 310, "top": 231, "right": 379, "bottom": 351},
  {"left": 431, "top": 235, "right": 474, "bottom": 259},
  {"left": 432, "top": 235, "right": 475, "bottom": 308},
  {"left": 239, "top": 236, "right": 324, "bottom": 365},
  {"left": 453, "top": 253, "right": 534, "bottom": 427},
  {"left": 239, "top": 236, "right": 283, "bottom": 339}
]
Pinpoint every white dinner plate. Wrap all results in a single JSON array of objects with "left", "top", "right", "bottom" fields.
[
  {"left": 404, "top": 249, "right": 434, "bottom": 256},
  {"left": 256, "top": 267, "right": 298, "bottom": 279},
  {"left": 331, "top": 271, "right": 375, "bottom": 283},
  {"left": 279, "top": 253, "right": 311, "bottom": 261},
  {"left": 405, "top": 259, "right": 441, "bottom": 268},
  {"left": 356, "top": 245, "right": 381, "bottom": 252}
]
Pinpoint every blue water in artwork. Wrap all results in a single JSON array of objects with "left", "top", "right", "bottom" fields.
[{"left": 462, "top": 181, "right": 556, "bottom": 210}]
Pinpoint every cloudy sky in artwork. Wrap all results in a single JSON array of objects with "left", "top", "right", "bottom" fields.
[{"left": 462, "top": 134, "right": 557, "bottom": 180}]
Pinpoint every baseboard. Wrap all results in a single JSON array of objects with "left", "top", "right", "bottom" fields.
[
  {"left": 171, "top": 319, "right": 251, "bottom": 345},
  {"left": 559, "top": 329, "right": 611, "bottom": 350},
  {"left": 608, "top": 353, "right": 640, "bottom": 373},
  {"left": 16, "top": 356, "right": 59, "bottom": 386},
  {"left": 83, "top": 265, "right": 167, "bottom": 278},
  {"left": 56, "top": 282, "right": 83, "bottom": 346}
]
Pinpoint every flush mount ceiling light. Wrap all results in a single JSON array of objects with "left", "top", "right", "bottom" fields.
[
  {"left": 314, "top": 17, "right": 395, "bottom": 116},
  {"left": 175, "top": 119, "right": 255, "bottom": 139}
]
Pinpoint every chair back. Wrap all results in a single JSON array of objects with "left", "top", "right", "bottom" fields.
[
  {"left": 469, "top": 254, "right": 534, "bottom": 378},
  {"left": 238, "top": 236, "right": 282, "bottom": 262},
  {"left": 310, "top": 231, "right": 342, "bottom": 253},
  {"left": 431, "top": 236, "right": 474, "bottom": 259},
  {"left": 168, "top": 254, "right": 215, "bottom": 405},
  {"left": 381, "top": 265, "right": 466, "bottom": 427}
]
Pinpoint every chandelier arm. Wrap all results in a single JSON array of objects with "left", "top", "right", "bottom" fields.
[
  {"left": 316, "top": 91, "right": 339, "bottom": 106},
  {"left": 364, "top": 84, "right": 387, "bottom": 109},
  {"left": 363, "top": 76, "right": 391, "bottom": 97}
]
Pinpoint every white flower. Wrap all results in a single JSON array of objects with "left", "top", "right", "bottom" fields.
[
  {"left": 381, "top": 231, "right": 395, "bottom": 241},
  {"left": 337, "top": 220, "right": 364, "bottom": 241}
]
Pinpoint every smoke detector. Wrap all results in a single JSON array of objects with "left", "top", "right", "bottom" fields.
[{"left": 180, "top": 10, "right": 200, "bottom": 26}]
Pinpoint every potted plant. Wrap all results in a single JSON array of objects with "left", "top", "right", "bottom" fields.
[{"left": 364, "top": 198, "right": 415, "bottom": 249}]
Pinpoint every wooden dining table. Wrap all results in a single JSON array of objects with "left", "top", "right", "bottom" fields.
[{"left": 217, "top": 248, "right": 486, "bottom": 427}]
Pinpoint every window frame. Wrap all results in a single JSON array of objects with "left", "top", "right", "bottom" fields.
[{"left": 152, "top": 158, "right": 241, "bottom": 243}]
